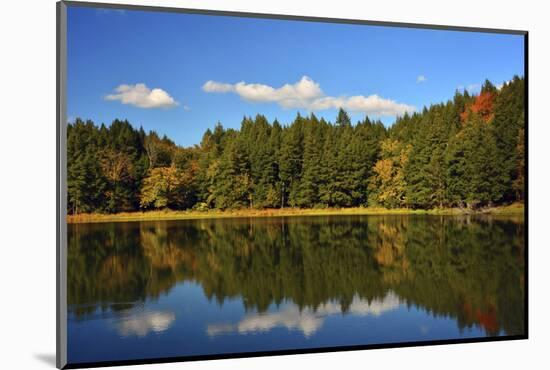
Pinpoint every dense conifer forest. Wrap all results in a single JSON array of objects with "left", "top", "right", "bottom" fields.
[{"left": 67, "top": 76, "right": 525, "bottom": 214}]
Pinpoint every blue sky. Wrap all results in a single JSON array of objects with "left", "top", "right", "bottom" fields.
[{"left": 67, "top": 6, "right": 524, "bottom": 147}]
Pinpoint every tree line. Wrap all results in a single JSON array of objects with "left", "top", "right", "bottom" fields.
[{"left": 67, "top": 76, "right": 525, "bottom": 214}]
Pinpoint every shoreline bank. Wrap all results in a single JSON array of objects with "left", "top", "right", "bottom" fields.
[{"left": 66, "top": 203, "right": 524, "bottom": 224}]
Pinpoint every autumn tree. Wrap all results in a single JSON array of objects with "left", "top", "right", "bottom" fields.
[
  {"left": 368, "top": 139, "right": 411, "bottom": 208},
  {"left": 141, "top": 167, "right": 182, "bottom": 209},
  {"left": 100, "top": 149, "right": 134, "bottom": 212}
]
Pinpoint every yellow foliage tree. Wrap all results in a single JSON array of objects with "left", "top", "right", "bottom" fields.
[
  {"left": 368, "top": 139, "right": 411, "bottom": 208},
  {"left": 140, "top": 165, "right": 197, "bottom": 209}
]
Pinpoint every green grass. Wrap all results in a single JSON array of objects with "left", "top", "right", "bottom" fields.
[{"left": 67, "top": 203, "right": 524, "bottom": 224}]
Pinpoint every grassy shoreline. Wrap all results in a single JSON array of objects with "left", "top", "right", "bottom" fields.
[{"left": 67, "top": 203, "right": 524, "bottom": 224}]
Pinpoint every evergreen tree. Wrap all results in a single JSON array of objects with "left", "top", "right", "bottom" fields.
[
  {"left": 209, "top": 134, "right": 252, "bottom": 209},
  {"left": 335, "top": 108, "right": 351, "bottom": 127},
  {"left": 492, "top": 76, "right": 525, "bottom": 202},
  {"left": 318, "top": 125, "right": 339, "bottom": 206},
  {"left": 513, "top": 124, "right": 525, "bottom": 201},
  {"left": 453, "top": 113, "right": 500, "bottom": 208},
  {"left": 296, "top": 114, "right": 323, "bottom": 207},
  {"left": 279, "top": 114, "right": 303, "bottom": 207},
  {"left": 67, "top": 119, "right": 106, "bottom": 213},
  {"left": 405, "top": 109, "right": 449, "bottom": 208}
]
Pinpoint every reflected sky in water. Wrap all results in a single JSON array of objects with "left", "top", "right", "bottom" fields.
[
  {"left": 67, "top": 215, "right": 524, "bottom": 364},
  {"left": 115, "top": 310, "right": 176, "bottom": 337},
  {"left": 207, "top": 292, "right": 401, "bottom": 337}
]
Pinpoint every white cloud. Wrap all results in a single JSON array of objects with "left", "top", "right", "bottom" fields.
[
  {"left": 202, "top": 76, "right": 415, "bottom": 117},
  {"left": 417, "top": 75, "right": 427, "bottom": 83},
  {"left": 309, "top": 95, "right": 416, "bottom": 117},
  {"left": 183, "top": 105, "right": 191, "bottom": 111},
  {"left": 202, "top": 80, "right": 236, "bottom": 93},
  {"left": 105, "top": 83, "right": 179, "bottom": 109}
]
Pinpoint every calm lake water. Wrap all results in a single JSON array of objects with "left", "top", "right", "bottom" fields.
[{"left": 67, "top": 215, "right": 525, "bottom": 364}]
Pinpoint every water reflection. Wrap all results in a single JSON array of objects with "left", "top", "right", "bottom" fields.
[
  {"left": 68, "top": 214, "right": 525, "bottom": 350},
  {"left": 207, "top": 292, "right": 401, "bottom": 337},
  {"left": 115, "top": 310, "right": 176, "bottom": 337}
]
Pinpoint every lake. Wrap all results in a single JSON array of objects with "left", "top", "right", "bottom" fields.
[{"left": 67, "top": 215, "right": 525, "bottom": 364}]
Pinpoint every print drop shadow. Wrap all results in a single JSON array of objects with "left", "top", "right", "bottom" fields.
[{"left": 34, "top": 353, "right": 56, "bottom": 367}]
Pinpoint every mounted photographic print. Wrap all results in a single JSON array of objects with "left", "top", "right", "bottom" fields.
[{"left": 56, "top": 1, "right": 528, "bottom": 368}]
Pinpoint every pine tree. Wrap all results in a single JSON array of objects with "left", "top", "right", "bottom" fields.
[
  {"left": 247, "top": 115, "right": 274, "bottom": 207},
  {"left": 318, "top": 125, "right": 339, "bottom": 206},
  {"left": 265, "top": 120, "right": 283, "bottom": 207},
  {"left": 512, "top": 123, "right": 525, "bottom": 201},
  {"left": 456, "top": 113, "right": 500, "bottom": 208},
  {"left": 279, "top": 114, "right": 303, "bottom": 207},
  {"left": 67, "top": 119, "right": 106, "bottom": 213},
  {"left": 444, "top": 132, "right": 468, "bottom": 207},
  {"left": 492, "top": 76, "right": 525, "bottom": 202},
  {"left": 296, "top": 114, "right": 323, "bottom": 207},
  {"left": 405, "top": 108, "right": 449, "bottom": 208}
]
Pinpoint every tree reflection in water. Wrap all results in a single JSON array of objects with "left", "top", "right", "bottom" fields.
[{"left": 68, "top": 215, "right": 525, "bottom": 337}]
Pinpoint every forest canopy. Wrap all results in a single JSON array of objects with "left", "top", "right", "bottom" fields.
[{"left": 67, "top": 76, "right": 525, "bottom": 214}]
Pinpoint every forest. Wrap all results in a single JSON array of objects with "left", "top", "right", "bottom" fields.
[{"left": 67, "top": 76, "right": 525, "bottom": 214}]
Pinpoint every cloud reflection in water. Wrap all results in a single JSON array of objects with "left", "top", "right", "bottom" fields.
[
  {"left": 207, "top": 291, "right": 401, "bottom": 337},
  {"left": 114, "top": 309, "right": 176, "bottom": 337}
]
